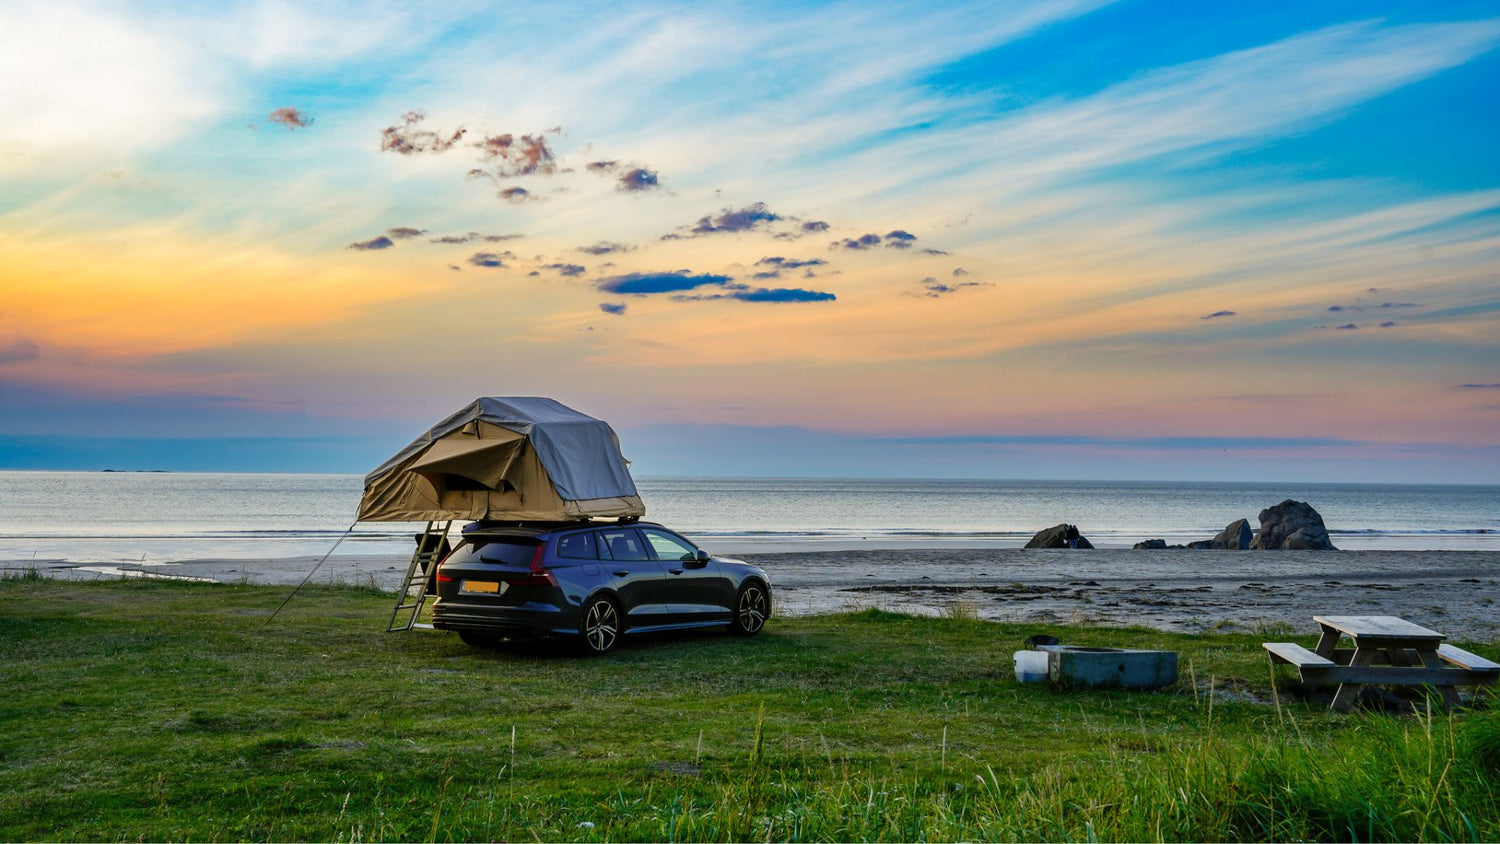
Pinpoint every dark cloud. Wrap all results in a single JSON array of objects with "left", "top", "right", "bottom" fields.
[
  {"left": 773, "top": 219, "right": 831, "bottom": 240},
  {"left": 674, "top": 285, "right": 837, "bottom": 303},
  {"left": 577, "top": 241, "right": 631, "bottom": 255},
  {"left": 884, "top": 230, "right": 917, "bottom": 248},
  {"left": 1380, "top": 302, "right": 1420, "bottom": 309},
  {"left": 688, "top": 202, "right": 781, "bottom": 235},
  {"left": 599, "top": 302, "right": 627, "bottom": 316},
  {"left": 268, "top": 107, "right": 311, "bottom": 130},
  {"left": 1379, "top": 321, "right": 1397, "bottom": 328},
  {"left": 834, "top": 233, "right": 883, "bottom": 250},
  {"left": 542, "top": 263, "right": 586, "bottom": 277},
  {"left": 598, "top": 271, "right": 733, "bottom": 295},
  {"left": 756, "top": 257, "right": 827, "bottom": 269},
  {"left": 386, "top": 227, "right": 425, "bottom": 239},
  {"left": 347, "top": 236, "right": 395, "bottom": 251},
  {"left": 916, "top": 277, "right": 988, "bottom": 298},
  {"left": 1201, "top": 310, "right": 1237, "bottom": 320},
  {"left": 449, "top": 265, "right": 461, "bottom": 271},
  {"left": 430, "top": 232, "right": 523, "bottom": 244},
  {"left": 0, "top": 339, "right": 40, "bottom": 364},
  {"left": 468, "top": 251, "right": 508, "bottom": 268},
  {"left": 499, "top": 186, "right": 532, "bottom": 203},
  {"left": 1462, "top": 383, "right": 1500, "bottom": 389},
  {"left": 952, "top": 268, "right": 968, "bottom": 276},
  {"left": 921, "top": 248, "right": 950, "bottom": 256},
  {"left": 1335, "top": 323, "right": 1359, "bottom": 330},
  {"left": 381, "top": 111, "right": 467, "bottom": 155},
  {"left": 473, "top": 130, "right": 558, "bottom": 177},
  {"left": 618, "top": 167, "right": 660, "bottom": 192},
  {"left": 1327, "top": 305, "right": 1345, "bottom": 312},
  {"left": 587, "top": 161, "right": 619, "bottom": 172}
]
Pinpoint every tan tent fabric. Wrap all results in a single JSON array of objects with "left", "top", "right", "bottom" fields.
[{"left": 358, "top": 397, "right": 645, "bottom": 522}]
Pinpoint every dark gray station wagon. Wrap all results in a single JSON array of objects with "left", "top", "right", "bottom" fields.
[{"left": 432, "top": 520, "right": 771, "bottom": 654}]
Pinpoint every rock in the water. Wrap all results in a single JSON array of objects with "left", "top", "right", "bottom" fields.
[
  {"left": 1249, "top": 500, "right": 1336, "bottom": 550},
  {"left": 1186, "top": 540, "right": 1215, "bottom": 550},
  {"left": 1133, "top": 539, "right": 1168, "bottom": 550},
  {"left": 1025, "top": 523, "right": 1095, "bottom": 549},
  {"left": 1210, "top": 518, "right": 1253, "bottom": 550}
]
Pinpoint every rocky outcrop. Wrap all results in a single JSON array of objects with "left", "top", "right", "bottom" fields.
[
  {"left": 1186, "top": 540, "right": 1215, "bottom": 550},
  {"left": 1025, "top": 523, "right": 1094, "bottom": 549},
  {"left": 1211, "top": 518, "right": 1253, "bottom": 550},
  {"left": 1249, "top": 500, "right": 1336, "bottom": 550},
  {"left": 1133, "top": 539, "right": 1167, "bottom": 550}
]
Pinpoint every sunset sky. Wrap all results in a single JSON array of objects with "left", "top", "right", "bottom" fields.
[{"left": 2, "top": 0, "right": 1498, "bottom": 482}]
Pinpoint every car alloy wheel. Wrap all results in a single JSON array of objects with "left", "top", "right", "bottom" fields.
[
  {"left": 581, "top": 597, "right": 620, "bottom": 654},
  {"left": 733, "top": 583, "right": 767, "bottom": 635}
]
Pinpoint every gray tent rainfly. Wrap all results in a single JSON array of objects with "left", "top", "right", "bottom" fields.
[{"left": 358, "top": 397, "right": 645, "bottom": 522}]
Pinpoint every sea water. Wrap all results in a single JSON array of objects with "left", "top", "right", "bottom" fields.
[{"left": 0, "top": 471, "right": 1496, "bottom": 564}]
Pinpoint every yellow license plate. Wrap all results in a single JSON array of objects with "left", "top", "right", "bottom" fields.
[{"left": 461, "top": 580, "right": 499, "bottom": 594}]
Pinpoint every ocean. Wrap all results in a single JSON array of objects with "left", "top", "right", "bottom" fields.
[{"left": 1, "top": 471, "right": 1497, "bottom": 564}]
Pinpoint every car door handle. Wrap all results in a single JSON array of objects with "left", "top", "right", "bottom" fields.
[
  {"left": 669, "top": 569, "right": 683, "bottom": 575},
  {"left": 611, "top": 570, "right": 629, "bottom": 577}
]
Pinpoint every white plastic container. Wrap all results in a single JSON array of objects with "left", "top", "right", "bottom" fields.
[{"left": 1013, "top": 650, "right": 1050, "bottom": 683}]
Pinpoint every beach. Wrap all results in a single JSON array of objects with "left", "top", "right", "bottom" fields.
[{"left": 21, "top": 545, "right": 1500, "bottom": 641}]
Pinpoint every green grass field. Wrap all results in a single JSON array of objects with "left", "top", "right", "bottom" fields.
[{"left": 2, "top": 575, "right": 1498, "bottom": 842}]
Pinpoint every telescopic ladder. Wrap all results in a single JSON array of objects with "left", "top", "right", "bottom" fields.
[{"left": 386, "top": 520, "right": 452, "bottom": 632}]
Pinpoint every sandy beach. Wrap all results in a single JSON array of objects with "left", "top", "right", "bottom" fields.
[{"left": 18, "top": 546, "right": 1499, "bottom": 641}]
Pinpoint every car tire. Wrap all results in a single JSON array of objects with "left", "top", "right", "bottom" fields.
[
  {"left": 730, "top": 581, "right": 769, "bottom": 636},
  {"left": 578, "top": 595, "right": 622, "bottom": 655},
  {"left": 458, "top": 631, "right": 501, "bottom": 648}
]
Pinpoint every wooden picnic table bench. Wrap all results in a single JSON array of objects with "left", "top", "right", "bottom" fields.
[{"left": 1264, "top": 615, "right": 1499, "bottom": 711}]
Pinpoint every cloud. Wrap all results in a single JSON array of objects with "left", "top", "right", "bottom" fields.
[
  {"left": 1380, "top": 302, "right": 1420, "bottom": 309},
  {"left": 498, "top": 186, "right": 532, "bottom": 203},
  {"left": 468, "top": 251, "right": 508, "bottom": 268},
  {"left": 542, "top": 263, "right": 586, "bottom": 277},
  {"left": 833, "top": 233, "right": 884, "bottom": 250},
  {"left": 674, "top": 286, "right": 838, "bottom": 303},
  {"left": 578, "top": 241, "right": 632, "bottom": 255},
  {"left": 0, "top": 339, "right": 40, "bottom": 364},
  {"left": 921, "top": 249, "right": 951, "bottom": 256},
  {"left": 1335, "top": 323, "right": 1359, "bottom": 330},
  {"left": 598, "top": 270, "right": 733, "bottom": 295},
  {"left": 617, "top": 167, "right": 660, "bottom": 192},
  {"left": 599, "top": 302, "right": 627, "bottom": 316},
  {"left": 915, "top": 277, "right": 988, "bottom": 298},
  {"left": 429, "top": 232, "right": 522, "bottom": 244},
  {"left": 871, "top": 434, "right": 1365, "bottom": 449},
  {"left": 473, "top": 130, "right": 558, "bottom": 177},
  {"left": 756, "top": 257, "right": 827, "bottom": 269},
  {"left": 268, "top": 107, "right": 311, "bottom": 130},
  {"left": 688, "top": 202, "right": 782, "bottom": 235},
  {"left": 884, "top": 229, "right": 918, "bottom": 248},
  {"left": 1379, "top": 321, "right": 1397, "bottom": 327},
  {"left": 386, "top": 227, "right": 425, "bottom": 239},
  {"left": 1327, "top": 305, "right": 1345, "bottom": 312},
  {"left": 952, "top": 268, "right": 968, "bottom": 276},
  {"left": 380, "top": 110, "right": 466, "bottom": 154},
  {"left": 347, "top": 235, "right": 395, "bottom": 251},
  {"left": 1461, "top": 384, "right": 1500, "bottom": 389},
  {"left": 587, "top": 160, "right": 619, "bottom": 172},
  {"left": 1201, "top": 310, "right": 1237, "bottom": 319},
  {"left": 773, "top": 220, "right": 832, "bottom": 240}
]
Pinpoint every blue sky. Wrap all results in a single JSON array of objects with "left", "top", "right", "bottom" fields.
[{"left": 1, "top": 0, "right": 1497, "bottom": 481}]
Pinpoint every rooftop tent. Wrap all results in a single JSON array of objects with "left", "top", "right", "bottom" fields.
[{"left": 358, "top": 397, "right": 645, "bottom": 522}]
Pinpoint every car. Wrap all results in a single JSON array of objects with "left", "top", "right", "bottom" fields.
[{"left": 430, "top": 519, "right": 771, "bottom": 654}]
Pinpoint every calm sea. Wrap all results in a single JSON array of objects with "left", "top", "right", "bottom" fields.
[{"left": 1, "top": 471, "right": 1496, "bottom": 563}]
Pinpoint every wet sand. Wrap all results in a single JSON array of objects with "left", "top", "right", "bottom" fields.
[{"left": 15, "top": 547, "right": 1499, "bottom": 641}]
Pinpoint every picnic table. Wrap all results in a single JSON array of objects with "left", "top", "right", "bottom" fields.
[{"left": 1264, "top": 615, "right": 1499, "bottom": 711}]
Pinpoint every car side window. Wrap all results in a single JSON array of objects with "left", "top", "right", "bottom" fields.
[
  {"left": 597, "top": 529, "right": 648, "bottom": 561},
  {"left": 556, "top": 532, "right": 598, "bottom": 560},
  {"left": 642, "top": 529, "right": 698, "bottom": 562}
]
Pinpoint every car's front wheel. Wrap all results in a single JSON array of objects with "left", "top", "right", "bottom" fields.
[
  {"left": 730, "top": 581, "right": 768, "bottom": 636},
  {"left": 579, "top": 595, "right": 622, "bottom": 655}
]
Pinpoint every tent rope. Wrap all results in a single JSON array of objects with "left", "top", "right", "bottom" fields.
[{"left": 263, "top": 522, "right": 358, "bottom": 628}]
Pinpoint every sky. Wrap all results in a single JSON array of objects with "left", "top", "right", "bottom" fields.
[{"left": 1, "top": 0, "right": 1498, "bottom": 482}]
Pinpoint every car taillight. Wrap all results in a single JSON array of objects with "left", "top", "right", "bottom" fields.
[
  {"left": 515, "top": 543, "right": 557, "bottom": 587},
  {"left": 434, "top": 550, "right": 454, "bottom": 583}
]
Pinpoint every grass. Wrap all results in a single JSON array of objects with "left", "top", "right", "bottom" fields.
[{"left": 1, "top": 578, "right": 1497, "bottom": 842}]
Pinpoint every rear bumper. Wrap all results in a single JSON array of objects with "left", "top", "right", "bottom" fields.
[{"left": 431, "top": 601, "right": 574, "bottom": 638}]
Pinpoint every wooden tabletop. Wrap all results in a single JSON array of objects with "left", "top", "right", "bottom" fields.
[{"left": 1314, "top": 615, "right": 1445, "bottom": 643}]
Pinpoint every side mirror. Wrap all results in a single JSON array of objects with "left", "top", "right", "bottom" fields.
[{"left": 696, "top": 549, "right": 710, "bottom": 562}]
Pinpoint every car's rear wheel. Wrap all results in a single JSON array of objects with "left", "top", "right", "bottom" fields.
[
  {"left": 579, "top": 595, "right": 622, "bottom": 655},
  {"left": 730, "top": 582, "right": 768, "bottom": 636}
]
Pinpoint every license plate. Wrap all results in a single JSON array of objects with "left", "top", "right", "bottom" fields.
[{"left": 461, "top": 580, "right": 502, "bottom": 594}]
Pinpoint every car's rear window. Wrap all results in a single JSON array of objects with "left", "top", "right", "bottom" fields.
[
  {"left": 556, "top": 531, "right": 599, "bottom": 560},
  {"left": 450, "top": 536, "right": 540, "bottom": 567}
]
